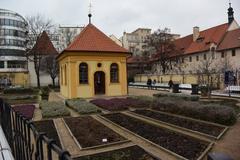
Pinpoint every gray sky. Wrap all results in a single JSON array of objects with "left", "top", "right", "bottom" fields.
[{"left": 1, "top": 0, "right": 239, "bottom": 38}]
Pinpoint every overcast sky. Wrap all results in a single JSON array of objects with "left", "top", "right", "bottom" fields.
[{"left": 1, "top": 0, "right": 239, "bottom": 38}]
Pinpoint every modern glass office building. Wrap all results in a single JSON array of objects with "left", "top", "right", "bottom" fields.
[{"left": 0, "top": 8, "right": 28, "bottom": 87}]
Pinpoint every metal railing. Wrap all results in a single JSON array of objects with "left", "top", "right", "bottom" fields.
[{"left": 0, "top": 98, "right": 72, "bottom": 160}]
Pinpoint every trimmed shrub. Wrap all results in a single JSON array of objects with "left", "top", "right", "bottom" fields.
[
  {"left": 151, "top": 97, "right": 237, "bottom": 125},
  {"left": 66, "top": 99, "right": 101, "bottom": 114},
  {"left": 40, "top": 101, "right": 70, "bottom": 118},
  {"left": 153, "top": 92, "right": 199, "bottom": 101},
  {"left": 3, "top": 88, "right": 39, "bottom": 94}
]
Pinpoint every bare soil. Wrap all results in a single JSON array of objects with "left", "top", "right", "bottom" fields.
[
  {"left": 133, "top": 109, "right": 225, "bottom": 137},
  {"left": 34, "top": 120, "right": 61, "bottom": 147},
  {"left": 64, "top": 116, "right": 125, "bottom": 148},
  {"left": 103, "top": 113, "right": 209, "bottom": 160},
  {"left": 73, "top": 145, "right": 159, "bottom": 160}
]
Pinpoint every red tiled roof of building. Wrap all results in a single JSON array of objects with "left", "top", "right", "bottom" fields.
[
  {"left": 64, "top": 23, "right": 130, "bottom": 53},
  {"left": 127, "top": 56, "right": 149, "bottom": 63},
  {"left": 217, "top": 28, "right": 240, "bottom": 51},
  {"left": 184, "top": 23, "right": 228, "bottom": 54},
  {"left": 30, "top": 31, "right": 58, "bottom": 55}
]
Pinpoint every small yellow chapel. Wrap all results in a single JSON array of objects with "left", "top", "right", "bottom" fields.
[{"left": 57, "top": 16, "right": 131, "bottom": 98}]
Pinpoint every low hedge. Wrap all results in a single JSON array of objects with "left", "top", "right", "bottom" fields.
[
  {"left": 66, "top": 99, "right": 101, "bottom": 114},
  {"left": 151, "top": 97, "right": 237, "bottom": 125},
  {"left": 3, "top": 88, "right": 39, "bottom": 94},
  {"left": 153, "top": 92, "right": 199, "bottom": 101},
  {"left": 40, "top": 101, "right": 70, "bottom": 118},
  {"left": 7, "top": 95, "right": 38, "bottom": 100}
]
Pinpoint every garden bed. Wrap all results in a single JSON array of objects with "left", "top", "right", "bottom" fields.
[
  {"left": 13, "top": 105, "right": 35, "bottom": 119},
  {"left": 64, "top": 116, "right": 126, "bottom": 148},
  {"left": 66, "top": 99, "right": 101, "bottom": 114},
  {"left": 90, "top": 97, "right": 150, "bottom": 111},
  {"left": 73, "top": 145, "right": 159, "bottom": 160},
  {"left": 34, "top": 120, "right": 61, "bottom": 147},
  {"left": 132, "top": 109, "right": 226, "bottom": 138},
  {"left": 40, "top": 101, "right": 70, "bottom": 118},
  {"left": 102, "top": 113, "right": 210, "bottom": 160},
  {"left": 90, "top": 98, "right": 128, "bottom": 111}
]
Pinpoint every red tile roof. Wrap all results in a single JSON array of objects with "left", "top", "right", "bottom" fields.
[
  {"left": 30, "top": 31, "right": 58, "bottom": 55},
  {"left": 217, "top": 28, "right": 240, "bottom": 51},
  {"left": 184, "top": 23, "right": 228, "bottom": 54},
  {"left": 64, "top": 23, "right": 130, "bottom": 53}
]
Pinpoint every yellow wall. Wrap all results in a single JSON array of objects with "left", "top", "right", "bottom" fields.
[
  {"left": 134, "top": 74, "right": 222, "bottom": 88},
  {"left": 0, "top": 72, "right": 29, "bottom": 87},
  {"left": 58, "top": 52, "right": 128, "bottom": 99},
  {"left": 134, "top": 74, "right": 199, "bottom": 84}
]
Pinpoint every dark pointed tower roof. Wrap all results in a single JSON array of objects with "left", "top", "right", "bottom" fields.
[
  {"left": 228, "top": 2, "right": 234, "bottom": 24},
  {"left": 64, "top": 23, "right": 130, "bottom": 54},
  {"left": 30, "top": 31, "right": 58, "bottom": 55}
]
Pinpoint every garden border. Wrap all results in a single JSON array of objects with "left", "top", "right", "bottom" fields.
[
  {"left": 148, "top": 109, "right": 229, "bottom": 139},
  {"left": 62, "top": 118, "right": 83, "bottom": 150},
  {"left": 129, "top": 109, "right": 228, "bottom": 140},
  {"left": 98, "top": 114, "right": 214, "bottom": 160},
  {"left": 62, "top": 117, "right": 131, "bottom": 151},
  {"left": 53, "top": 119, "right": 64, "bottom": 149}
]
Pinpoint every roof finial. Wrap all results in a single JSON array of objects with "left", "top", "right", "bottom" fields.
[
  {"left": 88, "top": 0, "right": 92, "bottom": 24},
  {"left": 229, "top": 0, "right": 231, "bottom": 7}
]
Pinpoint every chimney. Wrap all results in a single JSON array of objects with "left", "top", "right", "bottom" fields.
[{"left": 193, "top": 26, "right": 200, "bottom": 42}]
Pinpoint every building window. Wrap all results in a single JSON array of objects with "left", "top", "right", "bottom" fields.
[
  {"left": 79, "top": 62, "right": 88, "bottom": 84},
  {"left": 232, "top": 49, "right": 236, "bottom": 56},
  {"left": 203, "top": 54, "right": 206, "bottom": 60},
  {"left": 196, "top": 55, "right": 199, "bottom": 61},
  {"left": 64, "top": 65, "right": 67, "bottom": 85},
  {"left": 189, "top": 56, "right": 192, "bottom": 62},
  {"left": 221, "top": 52, "right": 224, "bottom": 58},
  {"left": 110, "top": 63, "right": 119, "bottom": 83},
  {"left": 60, "top": 67, "right": 63, "bottom": 85},
  {"left": 0, "top": 61, "right": 4, "bottom": 68}
]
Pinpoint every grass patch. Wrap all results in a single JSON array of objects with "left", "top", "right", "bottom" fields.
[
  {"left": 66, "top": 99, "right": 101, "bottom": 114},
  {"left": 40, "top": 101, "right": 70, "bottom": 118}
]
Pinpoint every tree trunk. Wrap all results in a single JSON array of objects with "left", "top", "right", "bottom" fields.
[
  {"left": 52, "top": 77, "right": 55, "bottom": 87},
  {"left": 36, "top": 72, "right": 41, "bottom": 88}
]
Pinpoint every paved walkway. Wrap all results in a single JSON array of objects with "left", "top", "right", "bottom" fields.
[
  {"left": 211, "top": 118, "right": 240, "bottom": 160},
  {"left": 128, "top": 87, "right": 165, "bottom": 97},
  {"left": 33, "top": 104, "right": 42, "bottom": 121},
  {"left": 54, "top": 118, "right": 81, "bottom": 156}
]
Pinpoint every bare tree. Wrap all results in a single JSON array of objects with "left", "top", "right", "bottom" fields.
[
  {"left": 26, "top": 14, "right": 54, "bottom": 88},
  {"left": 41, "top": 55, "right": 59, "bottom": 87},
  {"left": 195, "top": 55, "right": 220, "bottom": 98},
  {"left": 145, "top": 28, "right": 179, "bottom": 74},
  {"left": 59, "top": 27, "right": 78, "bottom": 50}
]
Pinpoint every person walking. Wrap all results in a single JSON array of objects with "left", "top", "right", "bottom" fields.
[
  {"left": 147, "top": 79, "right": 152, "bottom": 89},
  {"left": 152, "top": 79, "right": 156, "bottom": 90},
  {"left": 168, "top": 80, "right": 174, "bottom": 91}
]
